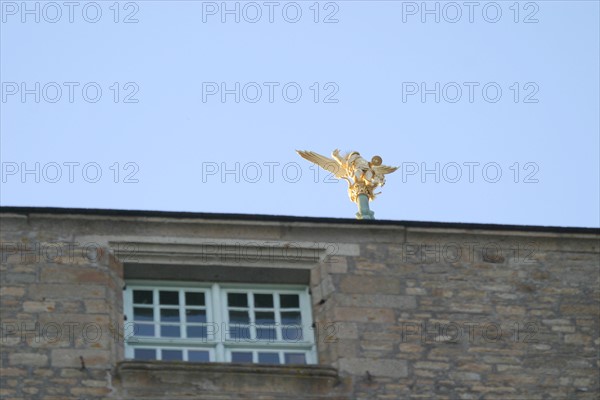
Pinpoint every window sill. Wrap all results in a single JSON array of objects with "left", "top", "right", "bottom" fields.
[{"left": 114, "top": 360, "right": 348, "bottom": 399}]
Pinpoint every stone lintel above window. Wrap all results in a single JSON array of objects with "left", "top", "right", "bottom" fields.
[{"left": 110, "top": 240, "right": 334, "bottom": 269}]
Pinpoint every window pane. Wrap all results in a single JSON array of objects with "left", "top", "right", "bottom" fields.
[
  {"left": 229, "top": 325, "right": 251, "bottom": 340},
  {"left": 160, "top": 308, "right": 180, "bottom": 323},
  {"left": 254, "top": 294, "right": 273, "bottom": 308},
  {"left": 134, "top": 323, "right": 154, "bottom": 337},
  {"left": 186, "top": 309, "right": 206, "bottom": 323},
  {"left": 187, "top": 326, "right": 208, "bottom": 338},
  {"left": 189, "top": 350, "right": 210, "bottom": 362},
  {"left": 134, "top": 348, "right": 156, "bottom": 360},
  {"left": 133, "top": 307, "right": 153, "bottom": 321},
  {"left": 185, "top": 292, "right": 205, "bottom": 306},
  {"left": 255, "top": 312, "right": 275, "bottom": 325},
  {"left": 229, "top": 310, "right": 250, "bottom": 324},
  {"left": 162, "top": 350, "right": 183, "bottom": 361},
  {"left": 281, "top": 311, "right": 302, "bottom": 325},
  {"left": 281, "top": 307, "right": 303, "bottom": 341},
  {"left": 160, "top": 325, "right": 180, "bottom": 337},
  {"left": 282, "top": 326, "right": 303, "bottom": 341},
  {"left": 228, "top": 293, "right": 248, "bottom": 307},
  {"left": 258, "top": 352, "right": 280, "bottom": 364},
  {"left": 284, "top": 353, "right": 306, "bottom": 364},
  {"left": 231, "top": 352, "right": 253, "bottom": 363},
  {"left": 159, "top": 291, "right": 179, "bottom": 305},
  {"left": 256, "top": 327, "right": 276, "bottom": 341},
  {"left": 133, "top": 290, "right": 153, "bottom": 305},
  {"left": 280, "top": 294, "right": 299, "bottom": 308}
]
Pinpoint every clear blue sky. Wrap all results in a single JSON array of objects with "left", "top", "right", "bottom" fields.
[{"left": 1, "top": 1, "right": 599, "bottom": 227}]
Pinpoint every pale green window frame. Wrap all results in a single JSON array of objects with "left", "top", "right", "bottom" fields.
[{"left": 123, "top": 281, "right": 317, "bottom": 364}]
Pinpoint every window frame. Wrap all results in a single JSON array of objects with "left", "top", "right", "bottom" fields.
[{"left": 123, "top": 280, "right": 317, "bottom": 364}]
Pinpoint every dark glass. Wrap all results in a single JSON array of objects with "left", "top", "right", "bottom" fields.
[
  {"left": 231, "top": 352, "right": 253, "bottom": 363},
  {"left": 189, "top": 351, "right": 210, "bottom": 362},
  {"left": 185, "top": 292, "right": 205, "bottom": 306},
  {"left": 187, "top": 326, "right": 208, "bottom": 338},
  {"left": 281, "top": 311, "right": 302, "bottom": 325},
  {"left": 133, "top": 290, "right": 153, "bottom": 305},
  {"left": 281, "top": 308, "right": 303, "bottom": 341},
  {"left": 159, "top": 291, "right": 179, "bottom": 305},
  {"left": 280, "top": 294, "right": 299, "bottom": 308},
  {"left": 229, "top": 310, "right": 250, "bottom": 324},
  {"left": 160, "top": 325, "right": 180, "bottom": 338},
  {"left": 186, "top": 309, "right": 206, "bottom": 323},
  {"left": 227, "top": 293, "right": 248, "bottom": 307},
  {"left": 255, "top": 312, "right": 275, "bottom": 325},
  {"left": 284, "top": 353, "right": 306, "bottom": 364},
  {"left": 160, "top": 308, "right": 180, "bottom": 323},
  {"left": 254, "top": 293, "right": 273, "bottom": 308},
  {"left": 162, "top": 350, "right": 183, "bottom": 361},
  {"left": 134, "top": 323, "right": 154, "bottom": 337},
  {"left": 134, "top": 348, "right": 156, "bottom": 360},
  {"left": 258, "top": 352, "right": 280, "bottom": 364},
  {"left": 133, "top": 307, "right": 153, "bottom": 321}
]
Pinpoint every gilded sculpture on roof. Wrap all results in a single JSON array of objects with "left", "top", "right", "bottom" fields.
[{"left": 296, "top": 149, "right": 398, "bottom": 219}]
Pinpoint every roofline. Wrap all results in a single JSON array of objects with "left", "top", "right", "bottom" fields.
[{"left": 1, "top": 206, "right": 598, "bottom": 235}]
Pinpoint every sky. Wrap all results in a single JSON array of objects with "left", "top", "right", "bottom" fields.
[{"left": 1, "top": 0, "right": 599, "bottom": 227}]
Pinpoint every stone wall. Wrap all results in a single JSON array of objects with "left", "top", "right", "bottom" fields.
[
  {"left": 319, "top": 231, "right": 599, "bottom": 399},
  {"left": 1, "top": 218, "right": 123, "bottom": 399},
  {"left": 1, "top": 209, "right": 598, "bottom": 399}
]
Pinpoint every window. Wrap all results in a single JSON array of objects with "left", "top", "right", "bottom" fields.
[{"left": 123, "top": 282, "right": 316, "bottom": 365}]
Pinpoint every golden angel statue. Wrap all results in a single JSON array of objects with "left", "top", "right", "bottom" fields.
[{"left": 296, "top": 149, "right": 398, "bottom": 219}]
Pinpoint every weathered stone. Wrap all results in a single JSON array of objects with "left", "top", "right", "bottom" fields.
[
  {"left": 40, "top": 267, "right": 108, "bottom": 284},
  {"left": 334, "top": 307, "right": 396, "bottom": 323},
  {"left": 326, "top": 257, "right": 349, "bottom": 274},
  {"left": 9, "top": 353, "right": 48, "bottom": 366},
  {"left": 335, "top": 294, "right": 416, "bottom": 309},
  {"left": 0, "top": 287, "right": 25, "bottom": 297},
  {"left": 23, "top": 301, "right": 55, "bottom": 313},
  {"left": 337, "top": 358, "right": 408, "bottom": 378},
  {"left": 26, "top": 284, "right": 106, "bottom": 300},
  {"left": 564, "top": 334, "right": 592, "bottom": 345},
  {"left": 339, "top": 276, "right": 402, "bottom": 294},
  {"left": 414, "top": 361, "right": 450, "bottom": 370},
  {"left": 406, "top": 287, "right": 427, "bottom": 295},
  {"left": 50, "top": 349, "right": 111, "bottom": 368}
]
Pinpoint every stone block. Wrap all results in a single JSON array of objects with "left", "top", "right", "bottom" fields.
[
  {"left": 337, "top": 358, "right": 408, "bottom": 378},
  {"left": 335, "top": 294, "right": 416, "bottom": 309},
  {"left": 339, "top": 276, "right": 402, "bottom": 294},
  {"left": 50, "top": 349, "right": 111, "bottom": 368},
  {"left": 334, "top": 307, "right": 395, "bottom": 324},
  {"left": 9, "top": 353, "right": 48, "bottom": 366}
]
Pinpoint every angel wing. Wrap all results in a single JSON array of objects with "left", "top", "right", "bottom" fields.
[
  {"left": 372, "top": 165, "right": 399, "bottom": 175},
  {"left": 296, "top": 150, "right": 347, "bottom": 179}
]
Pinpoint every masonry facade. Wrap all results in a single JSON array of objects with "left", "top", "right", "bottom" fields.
[{"left": 0, "top": 207, "right": 598, "bottom": 399}]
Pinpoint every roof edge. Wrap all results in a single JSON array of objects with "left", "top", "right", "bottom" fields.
[{"left": 1, "top": 206, "right": 598, "bottom": 235}]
